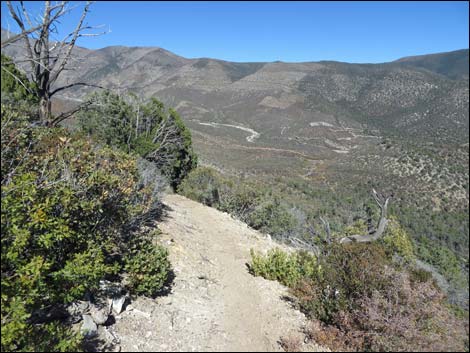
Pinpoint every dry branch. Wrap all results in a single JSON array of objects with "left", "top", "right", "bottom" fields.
[{"left": 4, "top": 1, "right": 107, "bottom": 125}]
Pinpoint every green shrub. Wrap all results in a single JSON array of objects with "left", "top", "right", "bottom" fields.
[
  {"left": 1, "top": 54, "right": 38, "bottom": 105},
  {"left": 124, "top": 231, "right": 171, "bottom": 297},
  {"left": 250, "top": 248, "right": 302, "bottom": 287},
  {"left": 416, "top": 239, "right": 467, "bottom": 288},
  {"left": 248, "top": 198, "right": 297, "bottom": 238},
  {"left": 78, "top": 92, "right": 197, "bottom": 188},
  {"left": 380, "top": 216, "right": 415, "bottom": 261},
  {"left": 342, "top": 219, "right": 368, "bottom": 237},
  {"left": 177, "top": 166, "right": 229, "bottom": 206},
  {"left": 1, "top": 317, "right": 82, "bottom": 352},
  {"left": 1, "top": 108, "right": 161, "bottom": 351},
  {"left": 249, "top": 248, "right": 318, "bottom": 288},
  {"left": 219, "top": 183, "right": 261, "bottom": 222}
]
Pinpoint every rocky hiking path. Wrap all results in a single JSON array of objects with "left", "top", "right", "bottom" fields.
[{"left": 108, "top": 193, "right": 326, "bottom": 352}]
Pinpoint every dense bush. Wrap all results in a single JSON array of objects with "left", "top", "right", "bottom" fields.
[
  {"left": 177, "top": 166, "right": 229, "bottom": 206},
  {"left": 1, "top": 54, "right": 38, "bottom": 105},
  {"left": 250, "top": 240, "right": 469, "bottom": 351},
  {"left": 124, "top": 230, "right": 171, "bottom": 297},
  {"left": 380, "top": 216, "right": 415, "bottom": 261},
  {"left": 294, "top": 243, "right": 393, "bottom": 324},
  {"left": 305, "top": 267, "right": 468, "bottom": 352},
  {"left": 247, "top": 198, "right": 297, "bottom": 239},
  {"left": 249, "top": 248, "right": 318, "bottom": 287},
  {"left": 78, "top": 91, "right": 197, "bottom": 188},
  {"left": 416, "top": 236, "right": 467, "bottom": 288},
  {"left": 1, "top": 103, "right": 170, "bottom": 351}
]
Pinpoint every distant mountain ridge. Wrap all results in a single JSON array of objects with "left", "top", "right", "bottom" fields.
[
  {"left": 394, "top": 49, "right": 469, "bottom": 80},
  {"left": 2, "top": 28, "right": 469, "bottom": 149}
]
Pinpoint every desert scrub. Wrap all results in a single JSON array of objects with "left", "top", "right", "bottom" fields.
[
  {"left": 380, "top": 216, "right": 415, "bottom": 261},
  {"left": 249, "top": 248, "right": 318, "bottom": 288},
  {"left": 124, "top": 231, "right": 171, "bottom": 297},
  {"left": 177, "top": 166, "right": 230, "bottom": 206},
  {"left": 290, "top": 242, "right": 469, "bottom": 352},
  {"left": 78, "top": 92, "right": 197, "bottom": 189},
  {"left": 247, "top": 197, "right": 297, "bottom": 239},
  {"left": 1, "top": 107, "right": 162, "bottom": 351},
  {"left": 179, "top": 167, "right": 299, "bottom": 239},
  {"left": 292, "top": 243, "right": 393, "bottom": 324}
]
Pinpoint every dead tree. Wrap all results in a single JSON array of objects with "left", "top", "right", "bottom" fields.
[
  {"left": 319, "top": 216, "right": 332, "bottom": 245},
  {"left": 4, "top": 1, "right": 106, "bottom": 126},
  {"left": 339, "top": 189, "right": 392, "bottom": 244}
]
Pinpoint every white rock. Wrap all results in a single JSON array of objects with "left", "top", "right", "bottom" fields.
[
  {"left": 91, "top": 306, "right": 109, "bottom": 325},
  {"left": 112, "top": 296, "right": 128, "bottom": 314},
  {"left": 81, "top": 314, "right": 98, "bottom": 338}
]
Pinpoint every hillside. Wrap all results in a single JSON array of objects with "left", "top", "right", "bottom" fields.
[
  {"left": 1, "top": 14, "right": 468, "bottom": 352},
  {"left": 394, "top": 49, "right": 470, "bottom": 80},
  {"left": 2, "top": 27, "right": 468, "bottom": 308},
  {"left": 2, "top": 28, "right": 468, "bottom": 150},
  {"left": 49, "top": 48, "right": 470, "bottom": 145}
]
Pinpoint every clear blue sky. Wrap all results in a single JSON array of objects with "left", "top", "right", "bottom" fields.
[{"left": 1, "top": 1, "right": 469, "bottom": 63}]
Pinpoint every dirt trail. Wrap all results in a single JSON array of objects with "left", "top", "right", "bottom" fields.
[{"left": 110, "top": 193, "right": 326, "bottom": 352}]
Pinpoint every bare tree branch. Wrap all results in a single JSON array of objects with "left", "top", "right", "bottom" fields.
[
  {"left": 339, "top": 190, "right": 392, "bottom": 244},
  {"left": 4, "top": 1, "right": 106, "bottom": 125},
  {"left": 0, "top": 24, "right": 42, "bottom": 48},
  {"left": 50, "top": 100, "right": 93, "bottom": 126},
  {"left": 50, "top": 82, "right": 104, "bottom": 97},
  {"left": 320, "top": 216, "right": 332, "bottom": 245}
]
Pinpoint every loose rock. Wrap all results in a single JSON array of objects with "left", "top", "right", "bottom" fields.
[
  {"left": 112, "top": 295, "right": 128, "bottom": 315},
  {"left": 91, "top": 305, "right": 109, "bottom": 325},
  {"left": 81, "top": 314, "right": 98, "bottom": 338},
  {"left": 66, "top": 301, "right": 90, "bottom": 324}
]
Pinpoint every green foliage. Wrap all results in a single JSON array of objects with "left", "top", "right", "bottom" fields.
[
  {"left": 179, "top": 167, "right": 298, "bottom": 239},
  {"left": 78, "top": 91, "right": 197, "bottom": 188},
  {"left": 416, "top": 238, "right": 467, "bottom": 287},
  {"left": 177, "top": 166, "right": 226, "bottom": 206},
  {"left": 124, "top": 231, "right": 171, "bottom": 297},
  {"left": 380, "top": 216, "right": 415, "bottom": 261},
  {"left": 249, "top": 248, "right": 318, "bottom": 288},
  {"left": 1, "top": 54, "right": 38, "bottom": 105},
  {"left": 219, "top": 183, "right": 261, "bottom": 222},
  {"left": 248, "top": 198, "right": 297, "bottom": 238},
  {"left": 1, "top": 315, "right": 82, "bottom": 352},
  {"left": 1, "top": 104, "right": 166, "bottom": 351},
  {"left": 342, "top": 219, "right": 368, "bottom": 237}
]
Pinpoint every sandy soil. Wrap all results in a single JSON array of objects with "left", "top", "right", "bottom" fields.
[{"left": 108, "top": 193, "right": 326, "bottom": 352}]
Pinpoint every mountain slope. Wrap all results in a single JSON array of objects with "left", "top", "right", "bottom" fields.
[
  {"left": 394, "top": 49, "right": 469, "bottom": 80},
  {"left": 2, "top": 28, "right": 467, "bottom": 148}
]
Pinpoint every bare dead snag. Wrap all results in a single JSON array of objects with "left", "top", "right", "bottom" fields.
[
  {"left": 4, "top": 1, "right": 107, "bottom": 126},
  {"left": 339, "top": 189, "right": 392, "bottom": 244},
  {"left": 320, "top": 216, "right": 332, "bottom": 245}
]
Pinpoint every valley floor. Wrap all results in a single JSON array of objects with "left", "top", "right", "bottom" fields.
[{"left": 108, "top": 194, "right": 326, "bottom": 352}]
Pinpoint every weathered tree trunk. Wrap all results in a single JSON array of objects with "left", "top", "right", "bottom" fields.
[
  {"left": 39, "top": 95, "right": 51, "bottom": 124},
  {"left": 4, "top": 1, "right": 105, "bottom": 126},
  {"left": 339, "top": 190, "right": 392, "bottom": 244}
]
